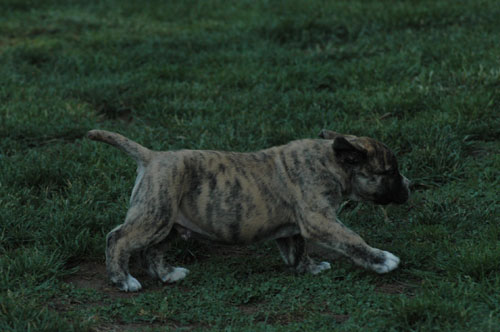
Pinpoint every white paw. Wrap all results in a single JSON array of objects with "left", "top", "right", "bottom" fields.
[
  {"left": 372, "top": 251, "right": 400, "bottom": 274},
  {"left": 161, "top": 267, "right": 189, "bottom": 283},
  {"left": 120, "top": 274, "right": 142, "bottom": 292},
  {"left": 310, "top": 261, "right": 331, "bottom": 275}
]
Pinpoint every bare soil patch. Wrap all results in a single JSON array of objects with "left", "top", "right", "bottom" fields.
[
  {"left": 58, "top": 262, "right": 197, "bottom": 331},
  {"left": 62, "top": 261, "right": 175, "bottom": 302},
  {"left": 375, "top": 279, "right": 419, "bottom": 296}
]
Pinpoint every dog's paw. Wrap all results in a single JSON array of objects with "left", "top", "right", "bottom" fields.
[
  {"left": 118, "top": 274, "right": 142, "bottom": 292},
  {"left": 309, "top": 261, "right": 331, "bottom": 275},
  {"left": 371, "top": 251, "right": 400, "bottom": 274},
  {"left": 161, "top": 267, "right": 189, "bottom": 283}
]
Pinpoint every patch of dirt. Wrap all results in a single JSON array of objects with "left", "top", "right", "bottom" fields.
[
  {"left": 62, "top": 261, "right": 169, "bottom": 299},
  {"left": 62, "top": 239, "right": 272, "bottom": 297},
  {"left": 238, "top": 303, "right": 261, "bottom": 316},
  {"left": 61, "top": 242, "right": 262, "bottom": 297},
  {"left": 375, "top": 279, "right": 419, "bottom": 296},
  {"left": 59, "top": 262, "right": 199, "bottom": 331}
]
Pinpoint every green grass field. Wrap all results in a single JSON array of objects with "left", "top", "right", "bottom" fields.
[{"left": 1, "top": 0, "right": 499, "bottom": 331}]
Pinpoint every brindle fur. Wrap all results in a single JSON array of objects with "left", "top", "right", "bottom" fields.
[{"left": 87, "top": 129, "right": 410, "bottom": 292}]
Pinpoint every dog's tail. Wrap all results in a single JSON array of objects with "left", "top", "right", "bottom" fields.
[{"left": 87, "top": 130, "right": 152, "bottom": 166}]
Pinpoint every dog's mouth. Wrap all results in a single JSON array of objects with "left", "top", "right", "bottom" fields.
[
  {"left": 374, "top": 196, "right": 394, "bottom": 206},
  {"left": 390, "top": 192, "right": 409, "bottom": 205},
  {"left": 385, "top": 176, "right": 410, "bottom": 205},
  {"left": 374, "top": 194, "right": 408, "bottom": 206},
  {"left": 374, "top": 184, "right": 410, "bottom": 206}
]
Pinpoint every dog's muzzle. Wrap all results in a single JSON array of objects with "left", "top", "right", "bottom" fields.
[
  {"left": 392, "top": 176, "right": 411, "bottom": 204},
  {"left": 375, "top": 176, "right": 411, "bottom": 205}
]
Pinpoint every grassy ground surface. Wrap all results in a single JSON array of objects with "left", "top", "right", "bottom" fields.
[{"left": 1, "top": 0, "right": 499, "bottom": 331}]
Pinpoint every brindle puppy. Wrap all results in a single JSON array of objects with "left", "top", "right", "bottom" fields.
[{"left": 87, "top": 129, "right": 410, "bottom": 292}]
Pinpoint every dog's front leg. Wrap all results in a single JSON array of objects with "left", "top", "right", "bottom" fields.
[{"left": 299, "top": 211, "right": 400, "bottom": 274}]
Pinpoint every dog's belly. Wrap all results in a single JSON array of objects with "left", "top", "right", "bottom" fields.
[
  {"left": 175, "top": 213, "right": 219, "bottom": 241},
  {"left": 174, "top": 212, "right": 299, "bottom": 244}
]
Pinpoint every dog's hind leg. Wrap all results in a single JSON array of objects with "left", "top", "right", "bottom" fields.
[
  {"left": 140, "top": 233, "right": 189, "bottom": 283},
  {"left": 276, "top": 235, "right": 331, "bottom": 274},
  {"left": 106, "top": 202, "right": 177, "bottom": 292}
]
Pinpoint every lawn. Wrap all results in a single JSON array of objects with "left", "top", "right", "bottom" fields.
[{"left": 0, "top": 0, "right": 499, "bottom": 331}]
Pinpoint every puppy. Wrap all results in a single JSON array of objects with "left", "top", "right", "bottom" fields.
[{"left": 87, "top": 129, "right": 410, "bottom": 291}]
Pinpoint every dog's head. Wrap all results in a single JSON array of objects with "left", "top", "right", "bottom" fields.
[{"left": 319, "top": 129, "right": 410, "bottom": 205}]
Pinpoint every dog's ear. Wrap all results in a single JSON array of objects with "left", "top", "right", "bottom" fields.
[
  {"left": 333, "top": 137, "right": 367, "bottom": 165},
  {"left": 318, "top": 129, "right": 340, "bottom": 139}
]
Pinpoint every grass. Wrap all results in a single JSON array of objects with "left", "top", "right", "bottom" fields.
[{"left": 0, "top": 0, "right": 499, "bottom": 330}]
